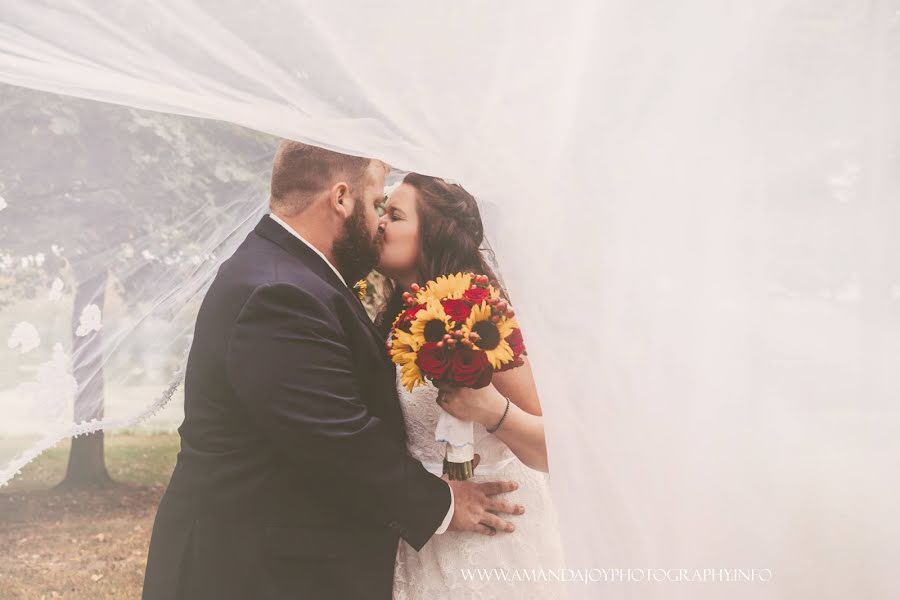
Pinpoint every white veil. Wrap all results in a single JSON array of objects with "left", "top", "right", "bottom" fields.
[{"left": 1, "top": 2, "right": 898, "bottom": 598}]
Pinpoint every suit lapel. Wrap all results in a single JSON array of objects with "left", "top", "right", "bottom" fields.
[
  {"left": 254, "top": 215, "right": 403, "bottom": 441},
  {"left": 254, "top": 215, "right": 387, "bottom": 354}
]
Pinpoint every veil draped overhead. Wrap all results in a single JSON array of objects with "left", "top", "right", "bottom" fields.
[{"left": 1, "top": 2, "right": 898, "bottom": 598}]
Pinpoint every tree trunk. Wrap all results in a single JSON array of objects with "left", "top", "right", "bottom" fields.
[
  {"left": 62, "top": 430, "right": 111, "bottom": 486},
  {"left": 59, "top": 268, "right": 112, "bottom": 487}
]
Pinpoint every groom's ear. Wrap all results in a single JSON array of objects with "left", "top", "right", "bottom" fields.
[{"left": 328, "top": 181, "right": 352, "bottom": 219}]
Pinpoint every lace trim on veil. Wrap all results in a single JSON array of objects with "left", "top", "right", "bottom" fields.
[{"left": 0, "top": 349, "right": 188, "bottom": 487}]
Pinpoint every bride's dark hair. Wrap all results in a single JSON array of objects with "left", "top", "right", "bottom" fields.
[{"left": 375, "top": 173, "right": 504, "bottom": 338}]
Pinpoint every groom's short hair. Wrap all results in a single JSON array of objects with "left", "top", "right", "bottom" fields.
[{"left": 269, "top": 140, "right": 373, "bottom": 216}]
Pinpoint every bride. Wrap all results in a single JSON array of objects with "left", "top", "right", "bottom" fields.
[{"left": 375, "top": 174, "right": 567, "bottom": 598}]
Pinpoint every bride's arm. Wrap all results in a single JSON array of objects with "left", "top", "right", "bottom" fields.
[
  {"left": 440, "top": 357, "right": 549, "bottom": 472},
  {"left": 491, "top": 356, "right": 542, "bottom": 416}
]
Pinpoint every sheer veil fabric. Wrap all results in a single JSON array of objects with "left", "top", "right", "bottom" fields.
[{"left": 1, "top": 2, "right": 899, "bottom": 598}]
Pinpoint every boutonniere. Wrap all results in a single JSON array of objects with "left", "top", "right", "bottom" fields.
[{"left": 353, "top": 279, "right": 368, "bottom": 301}]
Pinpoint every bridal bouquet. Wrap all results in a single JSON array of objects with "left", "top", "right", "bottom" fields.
[{"left": 388, "top": 272, "right": 526, "bottom": 479}]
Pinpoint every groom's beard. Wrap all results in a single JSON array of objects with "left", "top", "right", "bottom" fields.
[{"left": 333, "top": 198, "right": 382, "bottom": 284}]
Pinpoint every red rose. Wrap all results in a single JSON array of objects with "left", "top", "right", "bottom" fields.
[
  {"left": 497, "top": 328, "right": 526, "bottom": 372},
  {"left": 505, "top": 327, "right": 526, "bottom": 357},
  {"left": 449, "top": 347, "right": 493, "bottom": 388},
  {"left": 441, "top": 298, "right": 472, "bottom": 322},
  {"left": 463, "top": 287, "right": 490, "bottom": 304},
  {"left": 416, "top": 342, "right": 451, "bottom": 379},
  {"left": 394, "top": 303, "right": 425, "bottom": 332},
  {"left": 404, "top": 303, "right": 426, "bottom": 321}
]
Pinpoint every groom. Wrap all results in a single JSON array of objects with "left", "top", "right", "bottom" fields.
[{"left": 142, "top": 141, "right": 522, "bottom": 599}]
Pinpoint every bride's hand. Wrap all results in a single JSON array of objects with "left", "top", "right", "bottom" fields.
[{"left": 437, "top": 384, "right": 508, "bottom": 427}]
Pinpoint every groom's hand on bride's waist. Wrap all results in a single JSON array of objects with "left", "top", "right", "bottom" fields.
[{"left": 442, "top": 472, "right": 525, "bottom": 536}]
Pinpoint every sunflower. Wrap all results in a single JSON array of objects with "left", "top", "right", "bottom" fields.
[
  {"left": 392, "top": 329, "right": 423, "bottom": 356},
  {"left": 409, "top": 298, "right": 454, "bottom": 347},
  {"left": 415, "top": 272, "right": 472, "bottom": 304},
  {"left": 390, "top": 329, "right": 425, "bottom": 391},
  {"left": 463, "top": 301, "right": 519, "bottom": 370},
  {"left": 399, "top": 359, "right": 425, "bottom": 391}
]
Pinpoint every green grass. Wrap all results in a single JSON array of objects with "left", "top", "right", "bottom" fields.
[
  {"left": 0, "top": 434, "right": 43, "bottom": 466},
  {"left": 0, "top": 432, "right": 181, "bottom": 600},
  {"left": 5, "top": 432, "right": 180, "bottom": 491}
]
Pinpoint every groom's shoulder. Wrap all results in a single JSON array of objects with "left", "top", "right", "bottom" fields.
[{"left": 209, "top": 230, "right": 338, "bottom": 308}]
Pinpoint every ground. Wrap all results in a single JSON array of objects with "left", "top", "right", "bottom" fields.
[{"left": 0, "top": 433, "right": 179, "bottom": 599}]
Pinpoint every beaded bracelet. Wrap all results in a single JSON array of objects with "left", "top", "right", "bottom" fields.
[{"left": 487, "top": 396, "right": 511, "bottom": 433}]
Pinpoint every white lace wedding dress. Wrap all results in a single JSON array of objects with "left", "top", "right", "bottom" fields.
[{"left": 392, "top": 371, "right": 567, "bottom": 599}]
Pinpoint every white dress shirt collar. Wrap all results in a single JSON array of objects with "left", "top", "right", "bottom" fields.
[{"left": 268, "top": 212, "right": 347, "bottom": 287}]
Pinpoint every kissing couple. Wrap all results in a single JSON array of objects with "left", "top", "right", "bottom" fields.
[{"left": 143, "top": 141, "right": 565, "bottom": 599}]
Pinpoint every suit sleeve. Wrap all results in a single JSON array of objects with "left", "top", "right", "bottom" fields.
[{"left": 225, "top": 282, "right": 451, "bottom": 550}]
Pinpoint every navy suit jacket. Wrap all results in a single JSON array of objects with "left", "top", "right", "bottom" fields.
[{"left": 142, "top": 214, "right": 451, "bottom": 599}]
